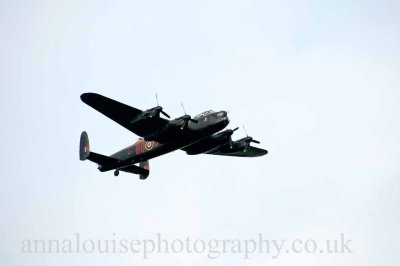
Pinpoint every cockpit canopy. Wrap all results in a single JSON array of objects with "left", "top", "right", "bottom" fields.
[{"left": 194, "top": 110, "right": 215, "bottom": 119}]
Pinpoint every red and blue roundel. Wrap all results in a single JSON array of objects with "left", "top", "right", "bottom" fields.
[{"left": 145, "top": 141, "right": 154, "bottom": 151}]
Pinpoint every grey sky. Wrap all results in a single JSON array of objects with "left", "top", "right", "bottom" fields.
[{"left": 1, "top": 0, "right": 399, "bottom": 265}]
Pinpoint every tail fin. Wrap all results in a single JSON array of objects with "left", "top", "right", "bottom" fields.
[
  {"left": 79, "top": 131, "right": 90, "bottom": 161},
  {"left": 139, "top": 160, "right": 150, "bottom": 180},
  {"left": 79, "top": 131, "right": 150, "bottom": 179}
]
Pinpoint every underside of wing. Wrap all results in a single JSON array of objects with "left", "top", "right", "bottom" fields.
[
  {"left": 206, "top": 146, "right": 268, "bottom": 157},
  {"left": 81, "top": 93, "right": 169, "bottom": 137},
  {"left": 120, "top": 164, "right": 149, "bottom": 176}
]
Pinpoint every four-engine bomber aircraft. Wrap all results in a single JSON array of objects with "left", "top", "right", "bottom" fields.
[{"left": 79, "top": 93, "right": 268, "bottom": 179}]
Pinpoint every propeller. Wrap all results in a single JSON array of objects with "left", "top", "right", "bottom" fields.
[
  {"left": 179, "top": 103, "right": 198, "bottom": 130},
  {"left": 145, "top": 94, "right": 170, "bottom": 119},
  {"left": 156, "top": 94, "right": 170, "bottom": 118},
  {"left": 242, "top": 125, "right": 261, "bottom": 151}
]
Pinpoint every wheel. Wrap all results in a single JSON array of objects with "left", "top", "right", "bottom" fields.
[{"left": 114, "top": 170, "right": 119, "bottom": 176}]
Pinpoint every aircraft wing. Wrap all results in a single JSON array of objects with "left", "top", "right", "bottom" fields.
[
  {"left": 120, "top": 164, "right": 149, "bottom": 176},
  {"left": 81, "top": 93, "right": 169, "bottom": 137},
  {"left": 205, "top": 146, "right": 268, "bottom": 157}
]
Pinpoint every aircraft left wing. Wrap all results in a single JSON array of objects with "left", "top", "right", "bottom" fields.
[
  {"left": 205, "top": 146, "right": 268, "bottom": 157},
  {"left": 81, "top": 93, "right": 169, "bottom": 137}
]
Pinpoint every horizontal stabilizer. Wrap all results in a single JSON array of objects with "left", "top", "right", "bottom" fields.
[
  {"left": 88, "top": 152, "right": 119, "bottom": 168},
  {"left": 121, "top": 161, "right": 149, "bottom": 180}
]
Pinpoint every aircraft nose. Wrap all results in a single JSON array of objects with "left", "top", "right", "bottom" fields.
[
  {"left": 214, "top": 111, "right": 229, "bottom": 125},
  {"left": 221, "top": 111, "right": 229, "bottom": 124},
  {"left": 224, "top": 111, "right": 229, "bottom": 119}
]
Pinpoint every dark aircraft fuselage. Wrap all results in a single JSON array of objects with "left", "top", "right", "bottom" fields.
[{"left": 103, "top": 110, "right": 229, "bottom": 169}]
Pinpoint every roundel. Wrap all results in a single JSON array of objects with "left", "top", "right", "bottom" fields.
[{"left": 145, "top": 141, "right": 154, "bottom": 151}]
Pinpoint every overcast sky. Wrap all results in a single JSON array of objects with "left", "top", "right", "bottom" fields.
[{"left": 1, "top": 0, "right": 400, "bottom": 265}]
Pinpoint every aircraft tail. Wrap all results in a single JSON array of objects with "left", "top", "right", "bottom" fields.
[
  {"left": 79, "top": 131, "right": 116, "bottom": 166},
  {"left": 79, "top": 131, "right": 150, "bottom": 179},
  {"left": 80, "top": 131, "right": 91, "bottom": 160}
]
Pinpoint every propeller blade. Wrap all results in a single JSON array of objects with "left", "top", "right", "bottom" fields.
[
  {"left": 243, "top": 125, "right": 248, "bottom": 137},
  {"left": 229, "top": 136, "right": 233, "bottom": 149},
  {"left": 181, "top": 102, "right": 187, "bottom": 115},
  {"left": 151, "top": 94, "right": 170, "bottom": 118},
  {"left": 190, "top": 118, "right": 198, "bottom": 124},
  {"left": 242, "top": 126, "right": 260, "bottom": 145},
  {"left": 233, "top": 127, "right": 239, "bottom": 132},
  {"left": 161, "top": 110, "right": 170, "bottom": 118}
]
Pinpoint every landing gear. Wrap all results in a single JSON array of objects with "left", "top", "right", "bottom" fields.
[{"left": 114, "top": 169, "right": 120, "bottom": 176}]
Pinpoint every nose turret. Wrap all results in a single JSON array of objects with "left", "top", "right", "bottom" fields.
[
  {"left": 214, "top": 110, "right": 229, "bottom": 130},
  {"left": 219, "top": 111, "right": 229, "bottom": 124}
]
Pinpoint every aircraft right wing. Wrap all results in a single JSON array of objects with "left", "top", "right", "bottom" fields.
[{"left": 205, "top": 146, "right": 268, "bottom": 157}]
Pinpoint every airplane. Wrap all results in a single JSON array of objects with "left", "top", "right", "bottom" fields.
[{"left": 79, "top": 93, "right": 268, "bottom": 179}]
